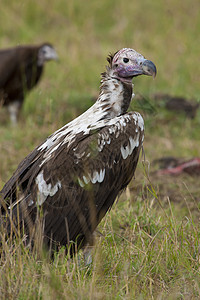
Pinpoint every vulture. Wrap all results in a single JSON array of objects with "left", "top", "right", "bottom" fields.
[
  {"left": 0, "top": 43, "right": 58, "bottom": 124},
  {"left": 0, "top": 48, "right": 156, "bottom": 256}
]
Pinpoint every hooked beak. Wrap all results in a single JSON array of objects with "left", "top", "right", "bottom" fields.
[
  {"left": 142, "top": 59, "right": 157, "bottom": 78},
  {"left": 50, "top": 50, "right": 59, "bottom": 61},
  {"left": 45, "top": 49, "right": 59, "bottom": 62},
  {"left": 117, "top": 58, "right": 157, "bottom": 80}
]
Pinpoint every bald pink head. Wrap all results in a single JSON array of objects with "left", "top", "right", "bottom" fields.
[{"left": 111, "top": 48, "right": 157, "bottom": 83}]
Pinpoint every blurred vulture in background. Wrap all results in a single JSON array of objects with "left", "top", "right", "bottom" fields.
[{"left": 0, "top": 43, "right": 58, "bottom": 124}]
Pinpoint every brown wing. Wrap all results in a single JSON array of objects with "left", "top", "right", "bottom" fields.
[
  {"left": 1, "top": 112, "right": 144, "bottom": 253},
  {"left": 1, "top": 142, "right": 45, "bottom": 205}
]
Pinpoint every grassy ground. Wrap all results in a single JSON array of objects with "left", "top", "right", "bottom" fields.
[{"left": 0, "top": 0, "right": 200, "bottom": 299}]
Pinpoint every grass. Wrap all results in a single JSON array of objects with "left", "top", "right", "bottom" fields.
[
  {"left": 0, "top": 0, "right": 200, "bottom": 299},
  {"left": 1, "top": 179, "right": 200, "bottom": 299}
]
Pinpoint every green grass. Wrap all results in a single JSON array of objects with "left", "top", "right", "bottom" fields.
[{"left": 0, "top": 0, "right": 200, "bottom": 299}]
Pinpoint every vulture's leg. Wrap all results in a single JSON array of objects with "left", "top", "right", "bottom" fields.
[
  {"left": 83, "top": 230, "right": 103, "bottom": 265},
  {"left": 83, "top": 245, "right": 93, "bottom": 266},
  {"left": 7, "top": 100, "right": 22, "bottom": 125}
]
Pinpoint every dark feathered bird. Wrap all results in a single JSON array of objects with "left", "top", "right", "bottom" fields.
[
  {"left": 0, "top": 43, "right": 58, "bottom": 124},
  {"left": 0, "top": 48, "right": 156, "bottom": 256}
]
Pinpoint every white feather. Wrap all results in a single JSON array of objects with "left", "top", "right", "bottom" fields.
[
  {"left": 90, "top": 170, "right": 98, "bottom": 184},
  {"left": 83, "top": 175, "right": 90, "bottom": 185},
  {"left": 121, "top": 145, "right": 129, "bottom": 160},
  {"left": 36, "top": 171, "right": 61, "bottom": 205},
  {"left": 78, "top": 178, "right": 85, "bottom": 187},
  {"left": 98, "top": 169, "right": 105, "bottom": 183},
  {"left": 121, "top": 134, "right": 140, "bottom": 160}
]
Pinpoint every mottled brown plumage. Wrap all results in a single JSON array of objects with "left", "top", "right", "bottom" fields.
[
  {"left": 0, "top": 43, "right": 58, "bottom": 124},
  {"left": 0, "top": 48, "right": 156, "bottom": 256}
]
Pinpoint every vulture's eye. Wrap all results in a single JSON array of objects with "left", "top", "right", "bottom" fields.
[{"left": 123, "top": 58, "right": 129, "bottom": 63}]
